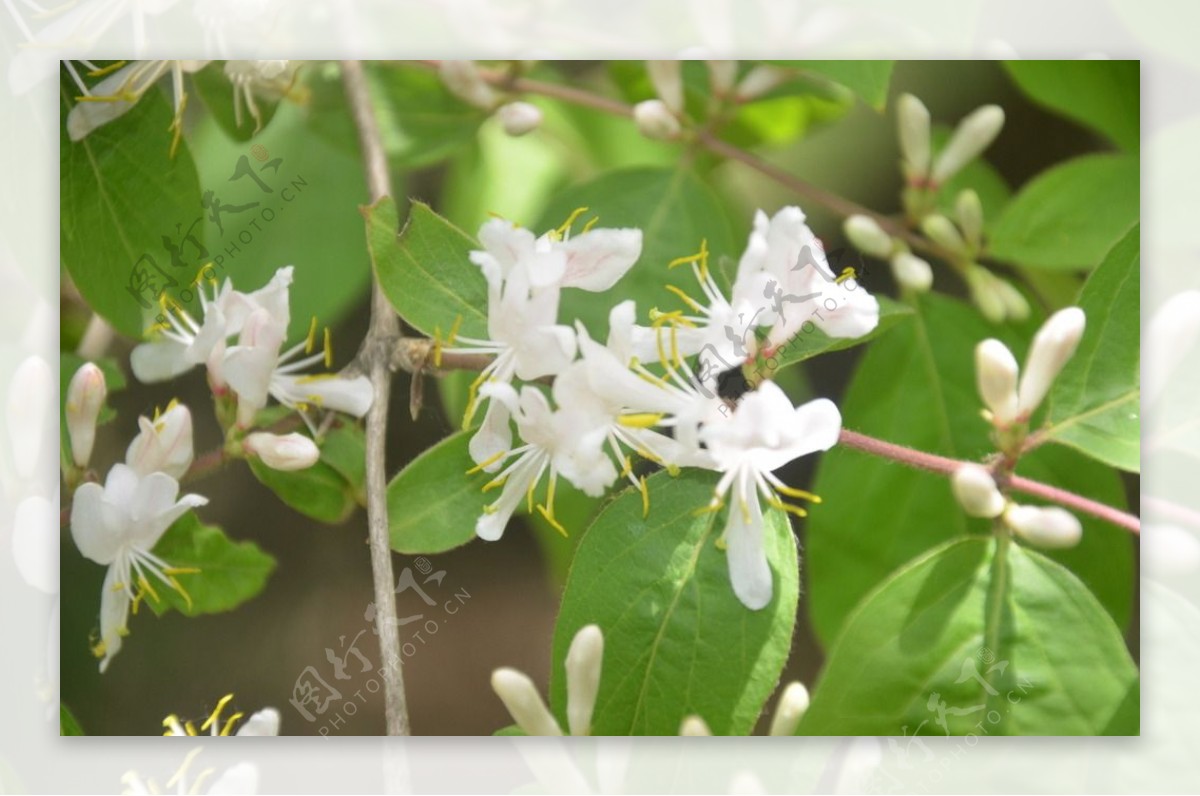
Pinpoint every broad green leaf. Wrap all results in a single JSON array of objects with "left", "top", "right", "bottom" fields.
[
  {"left": 550, "top": 470, "right": 799, "bottom": 735},
  {"left": 188, "top": 98, "right": 374, "bottom": 340},
  {"left": 537, "top": 167, "right": 737, "bottom": 339},
  {"left": 800, "top": 538, "right": 1138, "bottom": 735},
  {"left": 1004, "top": 60, "right": 1139, "bottom": 152},
  {"left": 318, "top": 421, "right": 367, "bottom": 503},
  {"left": 988, "top": 154, "right": 1139, "bottom": 270},
  {"left": 60, "top": 704, "right": 85, "bottom": 736},
  {"left": 769, "top": 295, "right": 914, "bottom": 371},
  {"left": 304, "top": 62, "right": 487, "bottom": 169},
  {"left": 370, "top": 198, "right": 489, "bottom": 340},
  {"left": 388, "top": 431, "right": 490, "bottom": 554},
  {"left": 765, "top": 60, "right": 895, "bottom": 110},
  {"left": 807, "top": 294, "right": 1132, "bottom": 646},
  {"left": 60, "top": 79, "right": 203, "bottom": 338},
  {"left": 146, "top": 513, "right": 276, "bottom": 617},
  {"left": 249, "top": 436, "right": 360, "bottom": 524},
  {"left": 58, "top": 354, "right": 126, "bottom": 466},
  {"left": 1042, "top": 226, "right": 1140, "bottom": 471},
  {"left": 190, "top": 61, "right": 279, "bottom": 142}
]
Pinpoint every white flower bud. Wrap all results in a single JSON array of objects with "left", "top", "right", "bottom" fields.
[
  {"left": 896, "top": 93, "right": 932, "bottom": 180},
  {"left": 955, "top": 189, "right": 984, "bottom": 249},
  {"left": 890, "top": 252, "right": 933, "bottom": 293},
  {"left": 994, "top": 278, "right": 1031, "bottom": 323},
  {"left": 491, "top": 668, "right": 563, "bottom": 736},
  {"left": 844, "top": 215, "right": 894, "bottom": 259},
  {"left": 1004, "top": 504, "right": 1083, "bottom": 549},
  {"left": 1017, "top": 307, "right": 1086, "bottom": 419},
  {"left": 65, "top": 362, "right": 107, "bottom": 469},
  {"left": 932, "top": 105, "right": 1005, "bottom": 184},
  {"left": 679, "top": 715, "right": 712, "bottom": 736},
  {"left": 768, "top": 681, "right": 810, "bottom": 736},
  {"left": 438, "top": 60, "right": 498, "bottom": 110},
  {"left": 647, "top": 60, "right": 684, "bottom": 114},
  {"left": 633, "top": 99, "right": 682, "bottom": 140},
  {"left": 921, "top": 213, "right": 969, "bottom": 257},
  {"left": 976, "top": 339, "right": 1020, "bottom": 426},
  {"left": 951, "top": 464, "right": 1005, "bottom": 518},
  {"left": 8, "top": 355, "right": 52, "bottom": 480},
  {"left": 706, "top": 60, "right": 738, "bottom": 97},
  {"left": 564, "top": 624, "right": 604, "bottom": 736},
  {"left": 126, "top": 401, "right": 194, "bottom": 480},
  {"left": 496, "top": 101, "right": 542, "bottom": 137},
  {"left": 735, "top": 65, "right": 789, "bottom": 101},
  {"left": 244, "top": 431, "right": 320, "bottom": 472},
  {"left": 964, "top": 265, "right": 1006, "bottom": 324}
]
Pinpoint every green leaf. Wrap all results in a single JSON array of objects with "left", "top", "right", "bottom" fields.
[
  {"left": 318, "top": 422, "right": 367, "bottom": 502},
  {"left": 304, "top": 62, "right": 488, "bottom": 169},
  {"left": 388, "top": 431, "right": 491, "bottom": 555},
  {"left": 1042, "top": 225, "right": 1140, "bottom": 471},
  {"left": 765, "top": 61, "right": 895, "bottom": 110},
  {"left": 248, "top": 428, "right": 361, "bottom": 524},
  {"left": 1004, "top": 60, "right": 1139, "bottom": 152},
  {"left": 806, "top": 294, "right": 1133, "bottom": 646},
  {"left": 537, "top": 167, "right": 737, "bottom": 339},
  {"left": 371, "top": 198, "right": 489, "bottom": 340},
  {"left": 58, "top": 354, "right": 126, "bottom": 466},
  {"left": 146, "top": 513, "right": 276, "bottom": 617},
  {"left": 60, "top": 79, "right": 204, "bottom": 338},
  {"left": 800, "top": 537, "right": 1138, "bottom": 735},
  {"left": 190, "top": 61, "right": 279, "bottom": 142},
  {"left": 988, "top": 154, "right": 1139, "bottom": 271},
  {"left": 550, "top": 470, "right": 799, "bottom": 735},
  {"left": 187, "top": 97, "right": 375, "bottom": 340},
  {"left": 769, "top": 295, "right": 914, "bottom": 371},
  {"left": 60, "top": 704, "right": 85, "bottom": 736}
]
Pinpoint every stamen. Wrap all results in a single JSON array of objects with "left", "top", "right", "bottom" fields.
[
  {"left": 88, "top": 60, "right": 128, "bottom": 77},
  {"left": 582, "top": 216, "right": 600, "bottom": 233},
  {"left": 324, "top": 328, "right": 333, "bottom": 368},
  {"left": 305, "top": 316, "right": 318, "bottom": 354},
  {"left": 219, "top": 712, "right": 245, "bottom": 737},
  {"left": 617, "top": 413, "right": 666, "bottom": 429},
  {"left": 834, "top": 266, "right": 857, "bottom": 285},
  {"left": 555, "top": 206, "right": 590, "bottom": 238},
  {"left": 768, "top": 497, "right": 809, "bottom": 518},
  {"left": 461, "top": 370, "right": 491, "bottom": 430},
  {"left": 467, "top": 450, "right": 508, "bottom": 474},
  {"left": 536, "top": 505, "right": 568, "bottom": 537},
  {"left": 693, "top": 499, "right": 724, "bottom": 517},
  {"left": 482, "top": 474, "right": 508, "bottom": 493},
  {"left": 773, "top": 483, "right": 822, "bottom": 503},
  {"left": 665, "top": 284, "right": 704, "bottom": 313},
  {"left": 638, "top": 475, "right": 650, "bottom": 518},
  {"left": 200, "top": 694, "right": 235, "bottom": 733}
]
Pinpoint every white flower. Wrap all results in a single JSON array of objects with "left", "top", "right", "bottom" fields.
[
  {"left": 244, "top": 431, "right": 320, "bottom": 471},
  {"left": 66, "top": 362, "right": 107, "bottom": 469},
  {"left": 951, "top": 464, "right": 1005, "bottom": 518},
  {"left": 975, "top": 338, "right": 1020, "bottom": 427},
  {"left": 224, "top": 59, "right": 297, "bottom": 131},
  {"left": 491, "top": 624, "right": 604, "bottom": 736},
  {"left": 1017, "top": 307, "right": 1086, "bottom": 418},
  {"left": 70, "top": 464, "right": 207, "bottom": 672},
  {"left": 163, "top": 693, "right": 281, "bottom": 736},
  {"left": 1004, "top": 504, "right": 1083, "bottom": 549},
  {"left": 125, "top": 400, "right": 194, "bottom": 480},
  {"left": 66, "top": 59, "right": 211, "bottom": 143},
  {"left": 697, "top": 381, "right": 841, "bottom": 609}
]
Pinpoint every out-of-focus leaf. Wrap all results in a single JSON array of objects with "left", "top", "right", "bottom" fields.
[
  {"left": 1004, "top": 60, "right": 1139, "bottom": 151},
  {"left": 61, "top": 704, "right": 85, "bottom": 736}
]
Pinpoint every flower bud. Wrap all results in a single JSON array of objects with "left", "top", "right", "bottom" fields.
[
  {"left": 1017, "top": 307, "right": 1086, "bottom": 418},
  {"left": 679, "top": 715, "right": 712, "bottom": 736},
  {"left": 890, "top": 252, "right": 933, "bottom": 293},
  {"left": 491, "top": 668, "right": 563, "bottom": 736},
  {"left": 951, "top": 464, "right": 1005, "bottom": 518},
  {"left": 564, "top": 624, "right": 603, "bottom": 736},
  {"left": 735, "top": 65, "right": 789, "bottom": 101},
  {"left": 496, "top": 101, "right": 542, "bottom": 136},
  {"left": 932, "top": 105, "right": 1005, "bottom": 184},
  {"left": 921, "top": 213, "right": 969, "bottom": 257},
  {"left": 994, "top": 278, "right": 1031, "bottom": 323},
  {"left": 975, "top": 339, "right": 1020, "bottom": 426},
  {"left": 66, "top": 362, "right": 107, "bottom": 468},
  {"left": 706, "top": 60, "right": 738, "bottom": 97},
  {"left": 768, "top": 681, "right": 810, "bottom": 736},
  {"left": 844, "top": 215, "right": 894, "bottom": 259},
  {"left": 1004, "top": 504, "right": 1083, "bottom": 549},
  {"left": 964, "top": 265, "right": 1006, "bottom": 324},
  {"left": 438, "top": 60, "right": 497, "bottom": 109},
  {"left": 126, "top": 401, "right": 194, "bottom": 480},
  {"left": 955, "top": 189, "right": 984, "bottom": 249},
  {"left": 633, "top": 99, "right": 682, "bottom": 140},
  {"left": 647, "top": 60, "right": 684, "bottom": 114},
  {"left": 896, "top": 93, "right": 932, "bottom": 180},
  {"left": 244, "top": 431, "right": 320, "bottom": 471}
]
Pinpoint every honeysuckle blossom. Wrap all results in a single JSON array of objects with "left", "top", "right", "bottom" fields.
[
  {"left": 66, "top": 59, "right": 211, "bottom": 144},
  {"left": 243, "top": 431, "right": 320, "bottom": 471},
  {"left": 491, "top": 624, "right": 604, "bottom": 736},
  {"left": 163, "top": 693, "right": 281, "bottom": 736},
  {"left": 70, "top": 464, "right": 207, "bottom": 672},
  {"left": 951, "top": 464, "right": 1005, "bottom": 519},
  {"left": 697, "top": 381, "right": 841, "bottom": 610},
  {"left": 1004, "top": 504, "right": 1082, "bottom": 549},
  {"left": 224, "top": 60, "right": 299, "bottom": 130},
  {"left": 125, "top": 400, "right": 194, "bottom": 480},
  {"left": 65, "top": 362, "right": 107, "bottom": 469}
]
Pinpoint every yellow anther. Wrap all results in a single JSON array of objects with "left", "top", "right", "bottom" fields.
[
  {"left": 137, "top": 574, "right": 160, "bottom": 604},
  {"left": 162, "top": 714, "right": 181, "bottom": 735},
  {"left": 219, "top": 712, "right": 245, "bottom": 736},
  {"left": 655, "top": 324, "right": 669, "bottom": 368},
  {"left": 90, "top": 638, "right": 107, "bottom": 659},
  {"left": 768, "top": 496, "right": 809, "bottom": 519},
  {"left": 715, "top": 535, "right": 728, "bottom": 551},
  {"left": 482, "top": 474, "right": 508, "bottom": 493},
  {"left": 294, "top": 373, "right": 339, "bottom": 385},
  {"left": 834, "top": 266, "right": 857, "bottom": 285},
  {"left": 619, "top": 455, "right": 634, "bottom": 479},
  {"left": 582, "top": 216, "right": 600, "bottom": 233},
  {"left": 665, "top": 284, "right": 704, "bottom": 313},
  {"left": 324, "top": 327, "right": 333, "bottom": 368},
  {"left": 665, "top": 463, "right": 681, "bottom": 476},
  {"left": 305, "top": 316, "right": 319, "bottom": 354},
  {"left": 536, "top": 505, "right": 568, "bottom": 537},
  {"left": 773, "top": 483, "right": 822, "bottom": 503},
  {"left": 693, "top": 500, "right": 724, "bottom": 517},
  {"left": 618, "top": 413, "right": 666, "bottom": 429},
  {"left": 634, "top": 447, "right": 664, "bottom": 465},
  {"left": 670, "top": 323, "right": 684, "bottom": 370},
  {"left": 555, "top": 206, "right": 590, "bottom": 237},
  {"left": 88, "top": 60, "right": 128, "bottom": 77},
  {"left": 462, "top": 371, "right": 491, "bottom": 430},
  {"left": 445, "top": 315, "right": 463, "bottom": 347},
  {"left": 200, "top": 694, "right": 235, "bottom": 733},
  {"left": 467, "top": 450, "right": 507, "bottom": 474},
  {"left": 638, "top": 475, "right": 650, "bottom": 518}
]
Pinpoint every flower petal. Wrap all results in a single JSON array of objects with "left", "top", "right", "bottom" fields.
[
  {"left": 236, "top": 708, "right": 281, "bottom": 736},
  {"left": 490, "top": 667, "right": 563, "bottom": 736},
  {"left": 558, "top": 228, "right": 642, "bottom": 292},
  {"left": 98, "top": 563, "right": 130, "bottom": 673},
  {"left": 724, "top": 484, "right": 773, "bottom": 610},
  {"left": 130, "top": 339, "right": 194, "bottom": 383},
  {"left": 564, "top": 624, "right": 604, "bottom": 736},
  {"left": 70, "top": 482, "right": 120, "bottom": 565},
  {"left": 469, "top": 398, "right": 513, "bottom": 471},
  {"left": 272, "top": 373, "right": 375, "bottom": 417}
]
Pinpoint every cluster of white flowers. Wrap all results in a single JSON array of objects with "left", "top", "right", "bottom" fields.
[
  {"left": 66, "top": 267, "right": 372, "bottom": 671},
  {"left": 447, "top": 205, "right": 879, "bottom": 609},
  {"left": 952, "top": 307, "right": 1089, "bottom": 548},
  {"left": 161, "top": 693, "right": 280, "bottom": 737}
]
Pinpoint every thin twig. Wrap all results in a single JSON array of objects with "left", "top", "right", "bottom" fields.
[
  {"left": 838, "top": 429, "right": 1140, "bottom": 533},
  {"left": 341, "top": 59, "right": 411, "bottom": 737}
]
